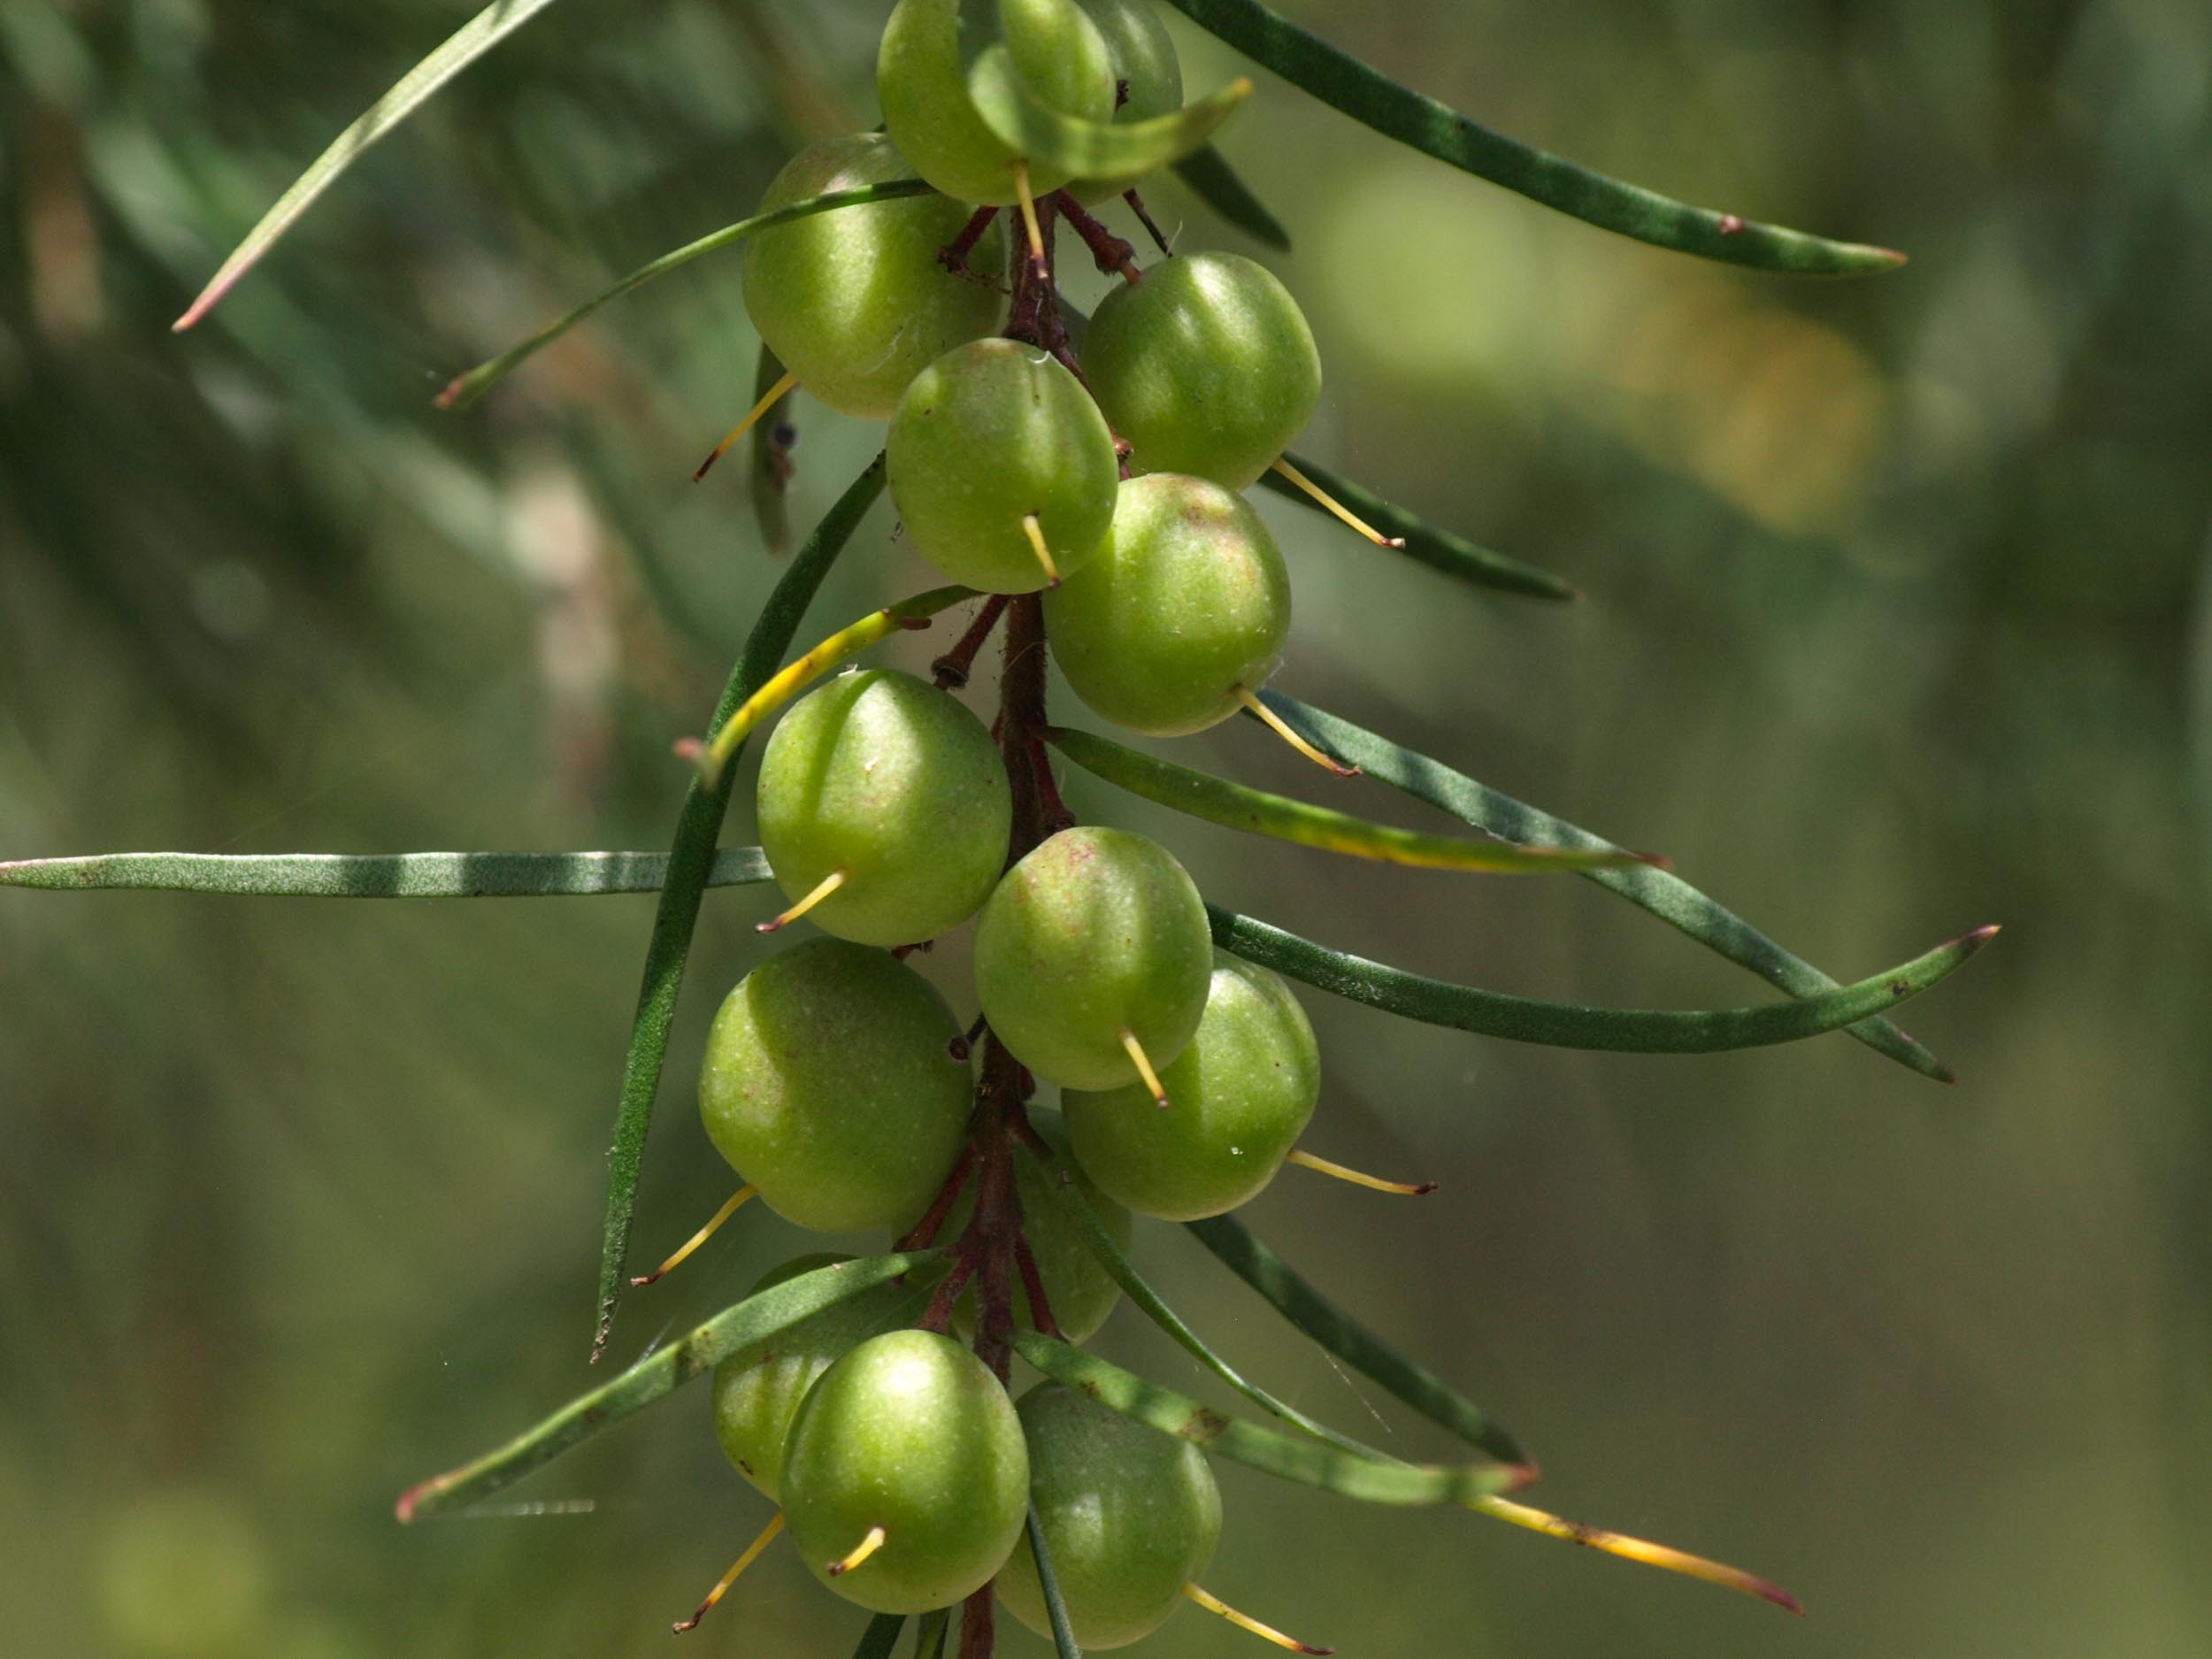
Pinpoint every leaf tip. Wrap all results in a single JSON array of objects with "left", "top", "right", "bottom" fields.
[{"left": 394, "top": 1479, "right": 434, "bottom": 1525}]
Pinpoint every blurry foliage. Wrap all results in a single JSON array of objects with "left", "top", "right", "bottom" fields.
[{"left": 3, "top": 0, "right": 2210, "bottom": 1655}]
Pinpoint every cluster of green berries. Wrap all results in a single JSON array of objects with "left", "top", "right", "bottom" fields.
[{"left": 688, "top": 1, "right": 1346, "bottom": 1645}]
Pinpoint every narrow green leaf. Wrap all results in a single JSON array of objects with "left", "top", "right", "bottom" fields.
[
  {"left": 1046, "top": 726, "right": 1647, "bottom": 875},
  {"left": 1014, "top": 1334, "right": 1524, "bottom": 1506},
  {"left": 1259, "top": 452, "right": 1575, "bottom": 602},
  {"left": 1184, "top": 1213, "right": 1526, "bottom": 1467},
  {"left": 954, "top": 0, "right": 1252, "bottom": 184},
  {"left": 174, "top": 0, "right": 568, "bottom": 329},
  {"left": 971, "top": 50, "right": 1254, "bottom": 182},
  {"left": 1209, "top": 905, "right": 1998, "bottom": 1054},
  {"left": 752, "top": 346, "right": 795, "bottom": 557},
  {"left": 696, "top": 584, "right": 979, "bottom": 785},
  {"left": 0, "top": 849, "right": 771, "bottom": 898},
  {"left": 1256, "top": 692, "right": 1959, "bottom": 1080},
  {"left": 912, "top": 1608, "right": 952, "bottom": 1659},
  {"left": 1025, "top": 1506, "right": 1084, "bottom": 1659},
  {"left": 595, "top": 457, "right": 887, "bottom": 1359},
  {"left": 396, "top": 1252, "right": 936, "bottom": 1522},
  {"left": 1027, "top": 1149, "right": 1396, "bottom": 1461},
  {"left": 434, "top": 182, "right": 938, "bottom": 410},
  {"left": 1169, "top": 143, "right": 1291, "bottom": 250},
  {"left": 1156, "top": 0, "right": 1904, "bottom": 277},
  {"left": 855, "top": 1614, "right": 908, "bottom": 1659}
]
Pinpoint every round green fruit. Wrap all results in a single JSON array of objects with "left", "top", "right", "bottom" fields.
[
  {"left": 1063, "top": 950, "right": 1319, "bottom": 1220},
  {"left": 972, "top": 826, "right": 1212, "bottom": 1091},
  {"left": 711, "top": 1255, "right": 919, "bottom": 1502},
  {"left": 1084, "top": 251, "right": 1322, "bottom": 488},
  {"left": 895, "top": 1110, "right": 1131, "bottom": 1343},
  {"left": 699, "top": 940, "right": 972, "bottom": 1232},
  {"left": 741, "top": 132, "right": 1005, "bottom": 418},
  {"left": 887, "top": 340, "right": 1119, "bottom": 594},
  {"left": 998, "top": 1382, "right": 1222, "bottom": 1649},
  {"left": 780, "top": 1329, "right": 1030, "bottom": 1614},
  {"left": 879, "top": 0, "right": 1116, "bottom": 205},
  {"left": 757, "top": 668, "right": 1011, "bottom": 946},
  {"left": 1065, "top": 0, "right": 1186, "bottom": 204},
  {"left": 1042, "top": 472, "right": 1291, "bottom": 735}
]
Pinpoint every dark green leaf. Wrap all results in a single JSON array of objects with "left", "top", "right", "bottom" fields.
[
  {"left": 174, "top": 0, "right": 569, "bottom": 329},
  {"left": 1025, "top": 1506, "right": 1084, "bottom": 1659},
  {"left": 396, "top": 1253, "right": 936, "bottom": 1521},
  {"left": 1169, "top": 143, "right": 1291, "bottom": 250},
  {"left": 912, "top": 1609, "right": 951, "bottom": 1659},
  {"left": 1210, "top": 904, "right": 1998, "bottom": 1053},
  {"left": 0, "top": 849, "right": 772, "bottom": 898},
  {"left": 1184, "top": 1213, "right": 1526, "bottom": 1467},
  {"left": 595, "top": 457, "right": 886, "bottom": 1358},
  {"left": 1014, "top": 1334, "right": 1524, "bottom": 1506},
  {"left": 1156, "top": 0, "right": 1905, "bottom": 276},
  {"left": 1259, "top": 452, "right": 1575, "bottom": 602},
  {"left": 855, "top": 1614, "right": 908, "bottom": 1659},
  {"left": 1047, "top": 726, "right": 1643, "bottom": 874},
  {"left": 1027, "top": 1149, "right": 1398, "bottom": 1460},
  {"left": 1256, "top": 692, "right": 1959, "bottom": 1079},
  {"left": 434, "top": 183, "right": 937, "bottom": 410}
]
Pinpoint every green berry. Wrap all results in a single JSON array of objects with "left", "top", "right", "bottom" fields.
[
  {"left": 1063, "top": 951, "right": 1319, "bottom": 1220},
  {"left": 879, "top": 0, "right": 1116, "bottom": 205},
  {"left": 998, "top": 1382, "right": 1222, "bottom": 1648},
  {"left": 757, "top": 669, "right": 1011, "bottom": 946},
  {"left": 1042, "top": 472, "right": 1291, "bottom": 735},
  {"left": 699, "top": 940, "right": 972, "bottom": 1233},
  {"left": 972, "top": 826, "right": 1212, "bottom": 1091},
  {"left": 741, "top": 132, "right": 1005, "bottom": 418},
  {"left": 896, "top": 1111, "right": 1131, "bottom": 1343},
  {"left": 780, "top": 1329, "right": 1031, "bottom": 1614},
  {"left": 1065, "top": 0, "right": 1187, "bottom": 205},
  {"left": 887, "top": 340, "right": 1120, "bottom": 594},
  {"left": 1084, "top": 251, "right": 1322, "bottom": 487},
  {"left": 710, "top": 1255, "right": 918, "bottom": 1501}
]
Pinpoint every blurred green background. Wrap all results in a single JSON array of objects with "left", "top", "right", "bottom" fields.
[{"left": 4, "top": 0, "right": 2209, "bottom": 1654}]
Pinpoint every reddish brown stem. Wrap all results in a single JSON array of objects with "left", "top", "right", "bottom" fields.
[
  {"left": 959, "top": 1586, "right": 996, "bottom": 1659},
  {"left": 1053, "top": 190, "right": 1141, "bottom": 282},
  {"left": 933, "top": 594, "right": 1011, "bottom": 689},
  {"left": 1123, "top": 187, "right": 1173, "bottom": 257},
  {"left": 938, "top": 205, "right": 1004, "bottom": 287},
  {"left": 897, "top": 1141, "right": 981, "bottom": 1251},
  {"left": 1012, "top": 1232, "right": 1063, "bottom": 1340}
]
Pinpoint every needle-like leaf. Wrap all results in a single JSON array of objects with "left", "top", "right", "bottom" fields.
[
  {"left": 1169, "top": 144, "right": 1291, "bottom": 250},
  {"left": 0, "top": 849, "right": 770, "bottom": 898},
  {"left": 1259, "top": 452, "right": 1575, "bottom": 602},
  {"left": 1156, "top": 0, "right": 1904, "bottom": 276},
  {"left": 434, "top": 182, "right": 938, "bottom": 410},
  {"left": 594, "top": 457, "right": 885, "bottom": 1359},
  {"left": 1025, "top": 1506, "right": 1084, "bottom": 1659},
  {"left": 1254, "top": 692, "right": 1961, "bottom": 1079},
  {"left": 1014, "top": 1334, "right": 1525, "bottom": 1506},
  {"left": 174, "top": 0, "right": 569, "bottom": 330},
  {"left": 396, "top": 1253, "right": 934, "bottom": 1522},
  {"left": 1210, "top": 904, "right": 1998, "bottom": 1053},
  {"left": 1047, "top": 726, "right": 1647, "bottom": 874},
  {"left": 1184, "top": 1213, "right": 1527, "bottom": 1468},
  {"left": 1028, "top": 1149, "right": 1405, "bottom": 1461}
]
